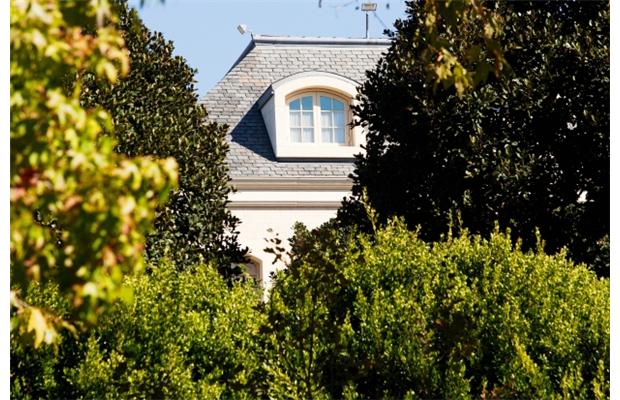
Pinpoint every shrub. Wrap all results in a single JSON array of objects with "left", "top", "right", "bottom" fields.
[
  {"left": 67, "top": 262, "right": 265, "bottom": 399},
  {"left": 264, "top": 219, "right": 609, "bottom": 399},
  {"left": 11, "top": 263, "right": 265, "bottom": 399},
  {"left": 12, "top": 220, "right": 609, "bottom": 400},
  {"left": 11, "top": 282, "right": 80, "bottom": 399}
]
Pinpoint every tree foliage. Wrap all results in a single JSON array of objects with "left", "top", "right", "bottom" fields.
[
  {"left": 263, "top": 219, "right": 609, "bottom": 399},
  {"left": 343, "top": 1, "right": 609, "bottom": 275},
  {"left": 416, "top": 0, "right": 507, "bottom": 95},
  {"left": 80, "top": 0, "right": 245, "bottom": 274},
  {"left": 10, "top": 0, "right": 177, "bottom": 345}
]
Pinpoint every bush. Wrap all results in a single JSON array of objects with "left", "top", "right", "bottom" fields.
[
  {"left": 11, "top": 282, "right": 80, "bottom": 399},
  {"left": 264, "top": 219, "right": 609, "bottom": 399},
  {"left": 12, "top": 221, "right": 609, "bottom": 399},
  {"left": 11, "top": 263, "right": 265, "bottom": 399}
]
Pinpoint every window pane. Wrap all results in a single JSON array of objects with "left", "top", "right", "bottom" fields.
[
  {"left": 335, "top": 128, "right": 345, "bottom": 143},
  {"left": 334, "top": 111, "right": 345, "bottom": 127},
  {"left": 290, "top": 94, "right": 348, "bottom": 145},
  {"left": 322, "top": 128, "right": 332, "bottom": 143},
  {"left": 320, "top": 96, "right": 331, "bottom": 110},
  {"left": 302, "top": 128, "right": 314, "bottom": 143},
  {"left": 302, "top": 111, "right": 313, "bottom": 127},
  {"left": 290, "top": 112, "right": 301, "bottom": 127},
  {"left": 301, "top": 96, "right": 313, "bottom": 110},
  {"left": 291, "top": 128, "right": 301, "bottom": 143},
  {"left": 321, "top": 111, "right": 331, "bottom": 128}
]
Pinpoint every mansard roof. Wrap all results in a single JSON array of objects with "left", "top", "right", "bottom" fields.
[{"left": 203, "top": 35, "right": 390, "bottom": 178}]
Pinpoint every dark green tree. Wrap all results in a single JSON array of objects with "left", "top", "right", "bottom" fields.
[
  {"left": 81, "top": 1, "right": 245, "bottom": 275},
  {"left": 342, "top": 1, "right": 609, "bottom": 276}
]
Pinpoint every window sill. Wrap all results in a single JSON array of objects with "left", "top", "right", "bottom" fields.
[{"left": 275, "top": 144, "right": 362, "bottom": 159}]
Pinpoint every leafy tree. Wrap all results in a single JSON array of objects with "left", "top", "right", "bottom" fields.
[
  {"left": 11, "top": 281, "right": 82, "bottom": 399},
  {"left": 264, "top": 218, "right": 609, "bottom": 399},
  {"left": 343, "top": 1, "right": 609, "bottom": 275},
  {"left": 80, "top": 0, "right": 245, "bottom": 275},
  {"left": 10, "top": 0, "right": 177, "bottom": 345}
]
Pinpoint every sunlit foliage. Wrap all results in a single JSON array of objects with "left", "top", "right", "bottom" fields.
[
  {"left": 10, "top": 0, "right": 177, "bottom": 345},
  {"left": 264, "top": 219, "right": 609, "bottom": 399}
]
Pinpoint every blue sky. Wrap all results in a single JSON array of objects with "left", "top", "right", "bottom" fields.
[{"left": 129, "top": 0, "right": 407, "bottom": 97}]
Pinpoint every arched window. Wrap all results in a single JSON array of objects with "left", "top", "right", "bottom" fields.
[
  {"left": 287, "top": 91, "right": 349, "bottom": 145},
  {"left": 243, "top": 255, "right": 263, "bottom": 283},
  {"left": 258, "top": 72, "right": 366, "bottom": 159}
]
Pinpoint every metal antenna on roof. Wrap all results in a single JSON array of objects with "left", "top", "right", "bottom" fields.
[{"left": 361, "top": 2, "right": 377, "bottom": 39}]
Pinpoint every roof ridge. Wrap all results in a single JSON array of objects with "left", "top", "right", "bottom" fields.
[{"left": 252, "top": 34, "right": 391, "bottom": 46}]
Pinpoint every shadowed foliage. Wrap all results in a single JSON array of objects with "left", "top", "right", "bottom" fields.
[
  {"left": 81, "top": 0, "right": 246, "bottom": 276},
  {"left": 341, "top": 1, "right": 609, "bottom": 276}
]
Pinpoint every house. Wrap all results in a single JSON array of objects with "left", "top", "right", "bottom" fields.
[{"left": 204, "top": 35, "right": 390, "bottom": 286}]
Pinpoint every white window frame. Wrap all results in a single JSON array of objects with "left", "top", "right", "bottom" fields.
[
  {"left": 259, "top": 71, "right": 366, "bottom": 159},
  {"left": 287, "top": 91, "right": 351, "bottom": 146}
]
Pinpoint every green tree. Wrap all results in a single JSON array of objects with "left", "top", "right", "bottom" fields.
[
  {"left": 80, "top": 0, "right": 245, "bottom": 275},
  {"left": 11, "top": 281, "right": 82, "bottom": 399},
  {"left": 10, "top": 0, "right": 177, "bottom": 345},
  {"left": 342, "top": 1, "right": 609, "bottom": 275},
  {"left": 264, "top": 218, "right": 609, "bottom": 399}
]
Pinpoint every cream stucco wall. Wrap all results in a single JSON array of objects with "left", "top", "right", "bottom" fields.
[
  {"left": 230, "top": 207, "right": 341, "bottom": 285},
  {"left": 228, "top": 178, "right": 351, "bottom": 288}
]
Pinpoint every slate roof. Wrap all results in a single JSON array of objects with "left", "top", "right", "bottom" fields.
[{"left": 203, "top": 35, "right": 390, "bottom": 178}]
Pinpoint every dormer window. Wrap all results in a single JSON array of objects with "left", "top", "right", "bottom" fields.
[
  {"left": 288, "top": 92, "right": 348, "bottom": 145},
  {"left": 259, "top": 71, "right": 366, "bottom": 159}
]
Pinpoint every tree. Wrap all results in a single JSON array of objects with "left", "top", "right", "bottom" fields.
[
  {"left": 264, "top": 218, "right": 609, "bottom": 399},
  {"left": 343, "top": 1, "right": 609, "bottom": 275},
  {"left": 80, "top": 0, "right": 246, "bottom": 275},
  {"left": 318, "top": 0, "right": 507, "bottom": 96},
  {"left": 10, "top": 0, "right": 177, "bottom": 345}
]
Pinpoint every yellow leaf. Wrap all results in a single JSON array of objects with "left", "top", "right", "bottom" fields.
[
  {"left": 120, "top": 196, "right": 136, "bottom": 216},
  {"left": 27, "top": 308, "right": 50, "bottom": 347},
  {"left": 83, "top": 282, "right": 99, "bottom": 297},
  {"left": 101, "top": 62, "right": 118, "bottom": 83},
  {"left": 31, "top": 30, "right": 47, "bottom": 49},
  {"left": 435, "top": 64, "right": 451, "bottom": 81}
]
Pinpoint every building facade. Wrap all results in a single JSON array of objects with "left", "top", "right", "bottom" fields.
[{"left": 204, "top": 35, "right": 389, "bottom": 286}]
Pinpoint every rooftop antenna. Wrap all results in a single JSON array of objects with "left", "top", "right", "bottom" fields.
[{"left": 361, "top": 2, "right": 377, "bottom": 38}]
